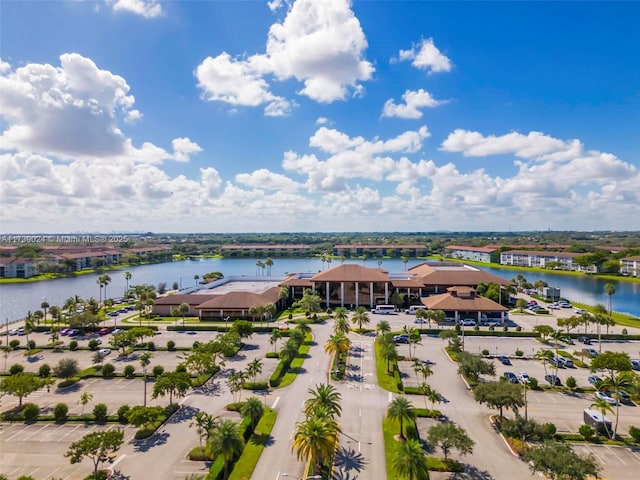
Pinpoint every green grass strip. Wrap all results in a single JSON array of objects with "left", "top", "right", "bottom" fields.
[
  {"left": 228, "top": 407, "right": 277, "bottom": 480},
  {"left": 374, "top": 341, "right": 402, "bottom": 393},
  {"left": 279, "top": 333, "right": 313, "bottom": 388}
]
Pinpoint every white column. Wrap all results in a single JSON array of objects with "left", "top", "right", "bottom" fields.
[
  {"left": 355, "top": 282, "right": 359, "bottom": 307},
  {"left": 326, "top": 281, "right": 330, "bottom": 308},
  {"left": 341, "top": 282, "right": 345, "bottom": 307},
  {"left": 370, "top": 282, "right": 374, "bottom": 308},
  {"left": 384, "top": 283, "right": 389, "bottom": 303}
]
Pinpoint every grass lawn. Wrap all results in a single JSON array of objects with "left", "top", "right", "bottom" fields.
[
  {"left": 569, "top": 301, "right": 640, "bottom": 328},
  {"left": 382, "top": 417, "right": 402, "bottom": 480},
  {"left": 229, "top": 407, "right": 277, "bottom": 480},
  {"left": 374, "top": 340, "right": 402, "bottom": 393},
  {"left": 278, "top": 333, "right": 314, "bottom": 388}
]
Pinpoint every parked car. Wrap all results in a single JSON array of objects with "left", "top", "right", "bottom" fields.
[
  {"left": 99, "top": 328, "right": 111, "bottom": 335},
  {"left": 583, "top": 348, "right": 599, "bottom": 357},
  {"left": 60, "top": 328, "right": 70, "bottom": 336},
  {"left": 631, "top": 359, "right": 640, "bottom": 371},
  {"left": 413, "top": 318, "right": 427, "bottom": 324},
  {"left": 595, "top": 391, "right": 617, "bottom": 405},
  {"left": 68, "top": 329, "right": 82, "bottom": 337},
  {"left": 548, "top": 357, "right": 564, "bottom": 368},
  {"left": 459, "top": 318, "right": 476, "bottom": 326},
  {"left": 497, "top": 355, "right": 511, "bottom": 365},
  {"left": 108, "top": 312, "right": 119, "bottom": 317},
  {"left": 545, "top": 374, "right": 562, "bottom": 386},
  {"left": 518, "top": 372, "right": 530, "bottom": 384},
  {"left": 577, "top": 336, "right": 592, "bottom": 345},
  {"left": 558, "top": 357, "right": 574, "bottom": 368},
  {"left": 9, "top": 328, "right": 24, "bottom": 336},
  {"left": 394, "top": 334, "right": 410, "bottom": 344},
  {"left": 575, "top": 308, "right": 589, "bottom": 315},
  {"left": 588, "top": 375, "right": 602, "bottom": 386},
  {"left": 503, "top": 372, "right": 519, "bottom": 383},
  {"left": 484, "top": 319, "right": 501, "bottom": 327},
  {"left": 98, "top": 348, "right": 112, "bottom": 356}
]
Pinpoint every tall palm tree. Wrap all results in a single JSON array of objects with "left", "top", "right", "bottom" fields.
[
  {"left": 241, "top": 397, "right": 264, "bottom": 433},
  {"left": 401, "top": 256, "right": 409, "bottom": 271},
  {"left": 245, "top": 358, "right": 263, "bottom": 384},
  {"left": 124, "top": 271, "right": 132, "bottom": 294},
  {"left": 425, "top": 309, "right": 445, "bottom": 328},
  {"left": 333, "top": 307, "right": 350, "bottom": 334},
  {"left": 206, "top": 420, "right": 244, "bottom": 479},
  {"left": 379, "top": 338, "right": 398, "bottom": 373},
  {"left": 362, "top": 254, "right": 368, "bottom": 267},
  {"left": 549, "top": 329, "right": 568, "bottom": 378},
  {"left": 278, "top": 285, "right": 290, "bottom": 310},
  {"left": 280, "top": 339, "right": 300, "bottom": 364},
  {"left": 392, "top": 438, "right": 429, "bottom": 480},
  {"left": 269, "top": 328, "right": 282, "bottom": 353},
  {"left": 179, "top": 302, "right": 190, "bottom": 326},
  {"left": 592, "top": 304, "right": 608, "bottom": 353},
  {"left": 351, "top": 306, "right": 370, "bottom": 330},
  {"left": 190, "top": 411, "right": 219, "bottom": 449},
  {"left": 40, "top": 301, "right": 49, "bottom": 324},
  {"left": 139, "top": 352, "right": 152, "bottom": 407},
  {"left": 590, "top": 397, "right": 614, "bottom": 439},
  {"left": 102, "top": 274, "right": 111, "bottom": 303},
  {"left": 265, "top": 258, "right": 273, "bottom": 276},
  {"left": 194, "top": 274, "right": 200, "bottom": 285},
  {"left": 604, "top": 283, "right": 615, "bottom": 321},
  {"left": 304, "top": 383, "right": 342, "bottom": 419},
  {"left": 387, "top": 395, "right": 415, "bottom": 440},
  {"left": 599, "top": 372, "right": 634, "bottom": 438},
  {"left": 291, "top": 416, "right": 339, "bottom": 472},
  {"left": 97, "top": 277, "right": 104, "bottom": 306},
  {"left": 423, "top": 383, "right": 440, "bottom": 410}
]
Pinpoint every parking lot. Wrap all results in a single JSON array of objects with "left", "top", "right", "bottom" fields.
[{"left": 572, "top": 443, "right": 640, "bottom": 480}]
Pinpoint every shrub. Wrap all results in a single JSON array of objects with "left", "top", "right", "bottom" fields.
[
  {"left": 541, "top": 422, "right": 557, "bottom": 439},
  {"left": 134, "top": 428, "right": 155, "bottom": 440},
  {"left": 176, "top": 363, "right": 187, "bottom": 373},
  {"left": 473, "top": 325, "right": 480, "bottom": 331},
  {"left": 515, "top": 349, "right": 524, "bottom": 357},
  {"left": 23, "top": 403, "right": 40, "bottom": 422},
  {"left": 503, "top": 326, "right": 509, "bottom": 332},
  {"left": 53, "top": 403, "right": 68, "bottom": 422},
  {"left": 515, "top": 326, "right": 522, "bottom": 332},
  {"left": 27, "top": 340, "right": 36, "bottom": 350},
  {"left": 622, "top": 328, "right": 628, "bottom": 335},
  {"left": 57, "top": 379, "right": 76, "bottom": 389},
  {"left": 69, "top": 340, "right": 78, "bottom": 351},
  {"left": 9, "top": 339, "right": 20, "bottom": 350},
  {"left": 288, "top": 313, "right": 293, "bottom": 320},
  {"left": 147, "top": 341, "right": 156, "bottom": 351},
  {"left": 88, "top": 339, "right": 100, "bottom": 350},
  {"left": 566, "top": 376, "right": 577, "bottom": 389},
  {"left": 123, "top": 365, "right": 135, "bottom": 378},
  {"left": 93, "top": 403, "right": 108, "bottom": 423},
  {"left": 152, "top": 365, "right": 165, "bottom": 377},
  {"left": 528, "top": 377, "right": 539, "bottom": 389},
  {"left": 488, "top": 326, "right": 495, "bottom": 332},
  {"left": 166, "top": 340, "right": 176, "bottom": 351},
  {"left": 579, "top": 424, "right": 595, "bottom": 441},
  {"left": 102, "top": 363, "right": 115, "bottom": 378},
  {"left": 9, "top": 363, "right": 24, "bottom": 375},
  {"left": 117, "top": 405, "right": 130, "bottom": 424},
  {"left": 265, "top": 352, "right": 279, "bottom": 358},
  {"left": 481, "top": 349, "right": 490, "bottom": 356},
  {"left": 629, "top": 426, "right": 640, "bottom": 443},
  {"left": 38, "top": 364, "right": 51, "bottom": 378}
]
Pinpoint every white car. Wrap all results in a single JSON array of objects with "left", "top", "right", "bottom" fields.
[
  {"left": 595, "top": 391, "right": 617, "bottom": 405},
  {"left": 460, "top": 318, "right": 476, "bottom": 326},
  {"left": 518, "top": 372, "right": 530, "bottom": 384},
  {"left": 98, "top": 348, "right": 112, "bottom": 356}
]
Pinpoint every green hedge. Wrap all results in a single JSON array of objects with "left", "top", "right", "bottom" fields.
[
  {"left": 228, "top": 408, "right": 276, "bottom": 480},
  {"left": 268, "top": 359, "right": 289, "bottom": 387},
  {"left": 413, "top": 408, "right": 443, "bottom": 418}
]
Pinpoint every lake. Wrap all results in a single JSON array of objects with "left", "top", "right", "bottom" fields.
[{"left": 0, "top": 258, "right": 638, "bottom": 323}]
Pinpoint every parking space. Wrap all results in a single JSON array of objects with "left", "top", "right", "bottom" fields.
[
  {"left": 0, "top": 423, "right": 136, "bottom": 480},
  {"left": 572, "top": 444, "right": 640, "bottom": 480}
]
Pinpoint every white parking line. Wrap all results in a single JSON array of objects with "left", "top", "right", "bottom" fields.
[
  {"left": 272, "top": 396, "right": 280, "bottom": 409},
  {"left": 606, "top": 445, "right": 627, "bottom": 465},
  {"left": 5, "top": 423, "right": 34, "bottom": 443}
]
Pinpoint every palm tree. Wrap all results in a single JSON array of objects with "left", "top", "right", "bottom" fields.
[
  {"left": 324, "top": 334, "right": 350, "bottom": 357},
  {"left": 96, "top": 277, "right": 104, "bottom": 306},
  {"left": 590, "top": 397, "right": 614, "bottom": 439},
  {"left": 423, "top": 383, "right": 440, "bottom": 410},
  {"left": 549, "top": 329, "right": 568, "bottom": 378},
  {"left": 40, "top": 301, "right": 50, "bottom": 325},
  {"left": 190, "top": 411, "right": 219, "bottom": 449},
  {"left": 392, "top": 438, "right": 429, "bottom": 480},
  {"left": 194, "top": 274, "right": 200, "bottom": 285},
  {"left": 280, "top": 339, "right": 300, "bottom": 364},
  {"left": 592, "top": 304, "right": 608, "bottom": 353},
  {"left": 304, "top": 383, "right": 342, "bottom": 419},
  {"left": 599, "top": 372, "right": 635, "bottom": 438},
  {"left": 124, "top": 271, "right": 132, "bottom": 294},
  {"left": 387, "top": 395, "right": 415, "bottom": 440},
  {"left": 425, "top": 309, "right": 445, "bottom": 328},
  {"left": 102, "top": 274, "right": 111, "bottom": 303},
  {"left": 362, "top": 254, "right": 368, "bottom": 267},
  {"left": 379, "top": 338, "right": 398, "bottom": 373},
  {"left": 139, "top": 352, "right": 152, "bottom": 406},
  {"left": 245, "top": 358, "right": 263, "bottom": 384},
  {"left": 241, "top": 397, "right": 264, "bottom": 433},
  {"left": 333, "top": 307, "right": 350, "bottom": 334},
  {"left": 605, "top": 283, "right": 615, "bottom": 320},
  {"left": 401, "top": 256, "right": 409, "bottom": 271},
  {"left": 206, "top": 420, "right": 244, "bottom": 479},
  {"left": 265, "top": 258, "right": 273, "bottom": 276},
  {"left": 269, "top": 328, "right": 282, "bottom": 353},
  {"left": 351, "top": 306, "right": 370, "bottom": 330},
  {"left": 291, "top": 416, "right": 339, "bottom": 472},
  {"left": 278, "top": 285, "right": 290, "bottom": 310},
  {"left": 376, "top": 320, "right": 391, "bottom": 336}
]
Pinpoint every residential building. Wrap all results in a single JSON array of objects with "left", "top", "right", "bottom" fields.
[
  {"left": 444, "top": 245, "right": 498, "bottom": 263},
  {"left": 499, "top": 250, "right": 597, "bottom": 273},
  {"left": 621, "top": 256, "right": 640, "bottom": 277}
]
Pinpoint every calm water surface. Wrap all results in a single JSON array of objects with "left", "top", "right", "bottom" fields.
[{"left": 0, "top": 258, "right": 638, "bottom": 323}]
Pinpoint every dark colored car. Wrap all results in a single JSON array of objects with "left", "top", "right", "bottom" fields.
[
  {"left": 545, "top": 374, "right": 562, "bottom": 386},
  {"left": 587, "top": 375, "right": 602, "bottom": 386},
  {"left": 394, "top": 334, "right": 410, "bottom": 344},
  {"left": 577, "top": 336, "right": 592, "bottom": 345},
  {"left": 503, "top": 372, "right": 519, "bottom": 383},
  {"left": 497, "top": 355, "right": 511, "bottom": 365}
]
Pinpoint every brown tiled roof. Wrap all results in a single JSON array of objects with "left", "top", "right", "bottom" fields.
[
  {"left": 154, "top": 294, "right": 214, "bottom": 306},
  {"left": 408, "top": 262, "right": 510, "bottom": 286},
  {"left": 195, "top": 288, "right": 280, "bottom": 310},
  {"left": 334, "top": 244, "right": 426, "bottom": 249},
  {"left": 280, "top": 275, "right": 314, "bottom": 287},
  {"left": 221, "top": 244, "right": 310, "bottom": 250},
  {"left": 622, "top": 256, "right": 640, "bottom": 261},
  {"left": 311, "top": 264, "right": 389, "bottom": 282},
  {"left": 501, "top": 250, "right": 582, "bottom": 257},
  {"left": 421, "top": 291, "right": 508, "bottom": 312}
]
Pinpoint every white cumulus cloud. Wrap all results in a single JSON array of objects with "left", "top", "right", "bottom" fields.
[
  {"left": 105, "top": 0, "right": 163, "bottom": 18},
  {"left": 398, "top": 38, "right": 452, "bottom": 73},
  {"left": 382, "top": 89, "right": 445, "bottom": 119}
]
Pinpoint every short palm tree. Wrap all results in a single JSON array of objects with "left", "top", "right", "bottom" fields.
[
  {"left": 333, "top": 307, "right": 350, "bottom": 335},
  {"left": 240, "top": 397, "right": 264, "bottom": 433},
  {"left": 206, "top": 420, "right": 244, "bottom": 479},
  {"left": 379, "top": 339, "right": 398, "bottom": 373},
  {"left": 304, "top": 383, "right": 342, "bottom": 419},
  {"left": 387, "top": 395, "right": 415, "bottom": 440},
  {"left": 190, "top": 411, "right": 219, "bottom": 449},
  {"left": 351, "top": 306, "right": 370, "bottom": 330},
  {"left": 392, "top": 438, "right": 429, "bottom": 480},
  {"left": 324, "top": 334, "right": 350, "bottom": 358},
  {"left": 590, "top": 397, "right": 614, "bottom": 439},
  {"left": 376, "top": 320, "right": 391, "bottom": 336},
  {"left": 291, "top": 416, "right": 339, "bottom": 472},
  {"left": 600, "top": 372, "right": 634, "bottom": 438},
  {"left": 245, "top": 358, "right": 263, "bottom": 384}
]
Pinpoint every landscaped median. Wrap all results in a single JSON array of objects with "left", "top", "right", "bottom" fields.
[{"left": 268, "top": 326, "right": 313, "bottom": 388}]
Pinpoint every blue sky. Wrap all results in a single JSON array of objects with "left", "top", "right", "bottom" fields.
[{"left": 1, "top": 0, "right": 638, "bottom": 233}]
